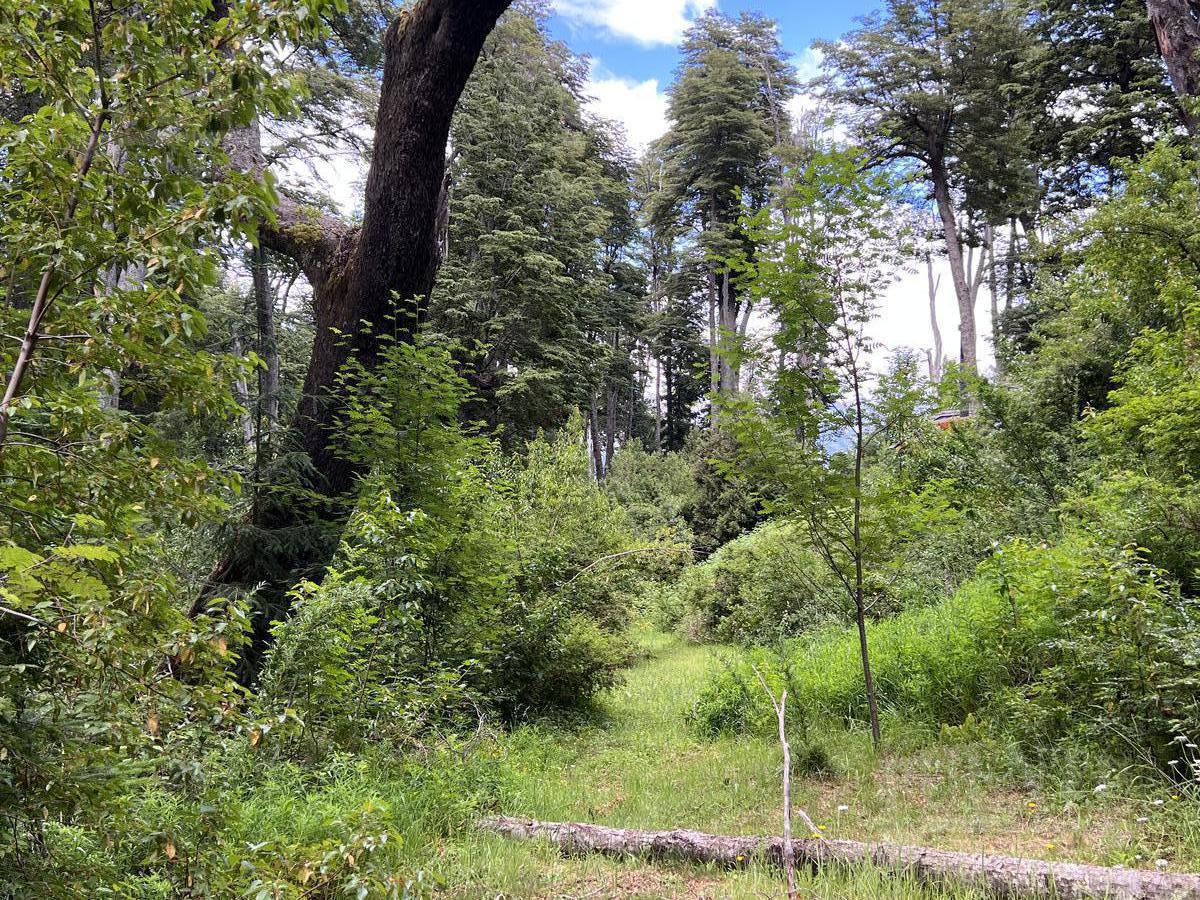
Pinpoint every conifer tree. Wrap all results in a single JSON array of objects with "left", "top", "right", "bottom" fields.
[
  {"left": 655, "top": 11, "right": 795, "bottom": 398},
  {"left": 430, "top": 7, "right": 639, "bottom": 445}
]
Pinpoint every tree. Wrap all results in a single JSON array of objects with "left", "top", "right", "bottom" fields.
[
  {"left": 430, "top": 7, "right": 640, "bottom": 450},
  {"left": 728, "top": 147, "right": 907, "bottom": 748},
  {"left": 205, "top": 0, "right": 513, "bottom": 676},
  {"left": 818, "top": 0, "right": 1030, "bottom": 383},
  {"left": 633, "top": 152, "right": 708, "bottom": 451},
  {"left": 0, "top": 0, "right": 324, "bottom": 882},
  {"left": 1026, "top": 0, "right": 1177, "bottom": 209},
  {"left": 655, "top": 11, "right": 795, "bottom": 398},
  {"left": 1146, "top": 0, "right": 1200, "bottom": 132}
]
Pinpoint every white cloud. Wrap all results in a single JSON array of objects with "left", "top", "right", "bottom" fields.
[
  {"left": 555, "top": 0, "right": 715, "bottom": 46},
  {"left": 874, "top": 257, "right": 996, "bottom": 378},
  {"left": 794, "top": 45, "right": 825, "bottom": 83},
  {"left": 787, "top": 47, "right": 828, "bottom": 122},
  {"left": 585, "top": 68, "right": 669, "bottom": 151}
]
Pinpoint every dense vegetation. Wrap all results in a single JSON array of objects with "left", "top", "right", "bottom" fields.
[{"left": 2, "top": 0, "right": 1199, "bottom": 895}]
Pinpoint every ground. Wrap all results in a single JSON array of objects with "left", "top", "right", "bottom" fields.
[{"left": 432, "top": 629, "right": 1200, "bottom": 898}]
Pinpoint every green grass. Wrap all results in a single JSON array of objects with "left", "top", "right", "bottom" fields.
[{"left": 425, "top": 627, "right": 1200, "bottom": 897}]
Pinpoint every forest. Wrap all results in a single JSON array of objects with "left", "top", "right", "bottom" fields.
[{"left": 2, "top": 0, "right": 1200, "bottom": 896}]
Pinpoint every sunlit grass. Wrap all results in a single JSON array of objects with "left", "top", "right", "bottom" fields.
[{"left": 431, "top": 626, "right": 1200, "bottom": 897}]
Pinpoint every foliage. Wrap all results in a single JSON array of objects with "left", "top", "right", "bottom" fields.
[
  {"left": 684, "top": 428, "right": 764, "bottom": 556},
  {"left": 0, "top": 0, "right": 332, "bottom": 891},
  {"left": 489, "top": 418, "right": 648, "bottom": 717},
  {"left": 431, "top": 7, "right": 638, "bottom": 441},
  {"left": 658, "top": 520, "right": 846, "bottom": 644},
  {"left": 693, "top": 537, "right": 1200, "bottom": 777},
  {"left": 262, "top": 345, "right": 657, "bottom": 749},
  {"left": 38, "top": 747, "right": 506, "bottom": 898},
  {"left": 602, "top": 442, "right": 696, "bottom": 542}
]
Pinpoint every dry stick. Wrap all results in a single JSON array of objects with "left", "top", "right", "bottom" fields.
[
  {"left": 753, "top": 665, "right": 798, "bottom": 900},
  {"left": 479, "top": 816, "right": 1200, "bottom": 900}
]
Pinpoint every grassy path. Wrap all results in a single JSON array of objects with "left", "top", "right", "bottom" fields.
[{"left": 435, "top": 630, "right": 1195, "bottom": 898}]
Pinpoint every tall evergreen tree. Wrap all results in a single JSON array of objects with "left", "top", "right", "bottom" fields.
[
  {"left": 633, "top": 153, "right": 707, "bottom": 452},
  {"left": 655, "top": 11, "right": 795, "bottom": 398},
  {"left": 818, "top": 0, "right": 1030, "bottom": 384},
  {"left": 430, "top": 7, "right": 640, "bottom": 446}
]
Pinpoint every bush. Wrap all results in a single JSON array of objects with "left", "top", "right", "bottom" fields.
[
  {"left": 693, "top": 537, "right": 1200, "bottom": 775},
  {"left": 684, "top": 429, "right": 764, "bottom": 556},
  {"left": 257, "top": 349, "right": 664, "bottom": 756},
  {"left": 43, "top": 747, "right": 506, "bottom": 898},
  {"left": 603, "top": 442, "right": 696, "bottom": 542},
  {"left": 658, "top": 520, "right": 846, "bottom": 644}
]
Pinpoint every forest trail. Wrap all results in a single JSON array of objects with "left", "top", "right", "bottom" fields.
[{"left": 440, "top": 630, "right": 1164, "bottom": 899}]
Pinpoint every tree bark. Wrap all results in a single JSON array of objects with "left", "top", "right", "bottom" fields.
[
  {"left": 250, "top": 242, "right": 280, "bottom": 431},
  {"left": 930, "top": 158, "right": 977, "bottom": 382},
  {"left": 588, "top": 398, "right": 605, "bottom": 479},
  {"left": 480, "top": 817, "right": 1200, "bottom": 900},
  {"left": 200, "top": 0, "right": 513, "bottom": 678},
  {"left": 1146, "top": 0, "right": 1200, "bottom": 134},
  {"left": 707, "top": 272, "right": 719, "bottom": 396},
  {"left": 925, "top": 252, "right": 943, "bottom": 381}
]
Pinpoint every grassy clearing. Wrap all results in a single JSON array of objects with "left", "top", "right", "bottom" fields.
[{"left": 426, "top": 628, "right": 1199, "bottom": 897}]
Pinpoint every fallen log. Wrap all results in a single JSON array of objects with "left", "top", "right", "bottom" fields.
[{"left": 479, "top": 816, "right": 1200, "bottom": 900}]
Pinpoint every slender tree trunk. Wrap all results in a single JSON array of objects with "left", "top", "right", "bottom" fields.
[
  {"left": 1006, "top": 218, "right": 1017, "bottom": 312},
  {"left": 925, "top": 252, "right": 942, "bottom": 381},
  {"left": 707, "top": 273, "right": 719, "bottom": 396},
  {"left": 251, "top": 242, "right": 280, "bottom": 430},
  {"left": 604, "top": 388, "right": 618, "bottom": 473},
  {"left": 588, "top": 398, "right": 605, "bottom": 479},
  {"left": 230, "top": 327, "right": 256, "bottom": 451},
  {"left": 930, "top": 159, "right": 977, "bottom": 383},
  {"left": 654, "top": 354, "right": 663, "bottom": 450},
  {"left": 0, "top": 107, "right": 109, "bottom": 453},
  {"left": 664, "top": 355, "right": 675, "bottom": 450},
  {"left": 986, "top": 224, "right": 1003, "bottom": 376},
  {"left": 719, "top": 272, "right": 738, "bottom": 395},
  {"left": 851, "top": 364, "right": 881, "bottom": 749},
  {"left": 1146, "top": 0, "right": 1200, "bottom": 134}
]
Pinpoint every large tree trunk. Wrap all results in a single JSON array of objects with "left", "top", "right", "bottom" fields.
[
  {"left": 199, "top": 0, "right": 513, "bottom": 679},
  {"left": 930, "top": 158, "right": 977, "bottom": 383},
  {"left": 480, "top": 817, "right": 1200, "bottom": 900},
  {"left": 1146, "top": 0, "right": 1200, "bottom": 134}
]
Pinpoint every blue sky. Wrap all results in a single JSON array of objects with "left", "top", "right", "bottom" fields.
[
  {"left": 545, "top": 0, "right": 881, "bottom": 149},
  {"left": 550, "top": 1, "right": 878, "bottom": 83},
  {"left": 540, "top": 0, "right": 995, "bottom": 374}
]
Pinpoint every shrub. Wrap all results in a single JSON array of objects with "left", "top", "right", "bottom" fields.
[
  {"left": 693, "top": 537, "right": 1200, "bottom": 775},
  {"left": 659, "top": 520, "right": 847, "bottom": 644},
  {"left": 603, "top": 442, "right": 696, "bottom": 542},
  {"left": 684, "top": 429, "right": 765, "bottom": 556}
]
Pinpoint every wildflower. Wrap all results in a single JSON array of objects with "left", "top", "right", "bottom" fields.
[
  {"left": 818, "top": 825, "right": 826, "bottom": 831},
  {"left": 1027, "top": 802, "right": 1037, "bottom": 809},
  {"left": 1152, "top": 800, "right": 1165, "bottom": 807},
  {"left": 1172, "top": 795, "right": 1181, "bottom": 801},
  {"left": 837, "top": 805, "right": 849, "bottom": 813},
  {"left": 1136, "top": 817, "right": 1149, "bottom": 824},
  {"left": 1045, "top": 843, "right": 1056, "bottom": 850},
  {"left": 1156, "top": 860, "right": 1169, "bottom": 870},
  {"left": 736, "top": 855, "right": 745, "bottom": 863},
  {"left": 1093, "top": 784, "right": 1108, "bottom": 795}
]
